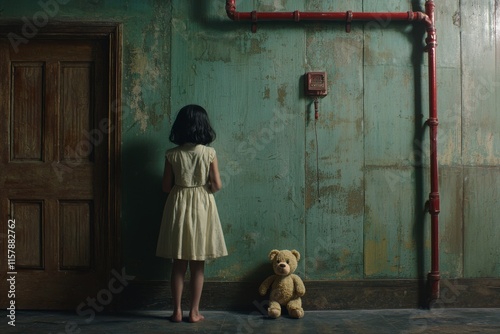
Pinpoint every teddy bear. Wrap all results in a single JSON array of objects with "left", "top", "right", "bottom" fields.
[{"left": 258, "top": 249, "right": 306, "bottom": 319}]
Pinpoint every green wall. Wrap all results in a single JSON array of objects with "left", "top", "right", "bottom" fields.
[{"left": 2, "top": 0, "right": 499, "bottom": 283}]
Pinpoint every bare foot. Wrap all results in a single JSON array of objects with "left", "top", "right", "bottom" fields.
[
  {"left": 189, "top": 311, "right": 205, "bottom": 323},
  {"left": 170, "top": 310, "right": 183, "bottom": 323}
]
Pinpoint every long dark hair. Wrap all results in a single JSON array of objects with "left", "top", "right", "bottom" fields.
[{"left": 169, "top": 104, "right": 216, "bottom": 145}]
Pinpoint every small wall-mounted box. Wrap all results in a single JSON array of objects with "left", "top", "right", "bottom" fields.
[{"left": 304, "top": 72, "right": 328, "bottom": 97}]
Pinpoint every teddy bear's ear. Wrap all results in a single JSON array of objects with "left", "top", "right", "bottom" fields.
[
  {"left": 268, "top": 249, "right": 280, "bottom": 261},
  {"left": 291, "top": 250, "right": 301, "bottom": 261}
]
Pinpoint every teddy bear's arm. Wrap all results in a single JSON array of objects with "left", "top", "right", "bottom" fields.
[
  {"left": 291, "top": 274, "right": 306, "bottom": 296},
  {"left": 258, "top": 275, "right": 276, "bottom": 296}
]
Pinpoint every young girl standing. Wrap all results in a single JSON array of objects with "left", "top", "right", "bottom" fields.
[{"left": 156, "top": 104, "right": 228, "bottom": 323}]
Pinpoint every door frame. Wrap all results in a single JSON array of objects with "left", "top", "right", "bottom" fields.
[{"left": 0, "top": 21, "right": 122, "bottom": 299}]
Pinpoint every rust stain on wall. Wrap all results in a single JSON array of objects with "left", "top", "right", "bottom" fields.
[
  {"left": 277, "top": 84, "right": 288, "bottom": 107},
  {"left": 346, "top": 186, "right": 364, "bottom": 216},
  {"left": 126, "top": 4, "right": 169, "bottom": 132},
  {"left": 243, "top": 232, "right": 259, "bottom": 248},
  {"left": 364, "top": 239, "right": 388, "bottom": 276},
  {"left": 310, "top": 295, "right": 329, "bottom": 309},
  {"left": 263, "top": 86, "right": 271, "bottom": 99},
  {"left": 249, "top": 38, "right": 265, "bottom": 54},
  {"left": 304, "top": 151, "right": 320, "bottom": 210},
  {"left": 129, "top": 48, "right": 148, "bottom": 74},
  {"left": 305, "top": 173, "right": 363, "bottom": 216},
  {"left": 215, "top": 262, "right": 243, "bottom": 281},
  {"left": 257, "top": 0, "right": 286, "bottom": 12},
  {"left": 339, "top": 248, "right": 351, "bottom": 265},
  {"left": 190, "top": 30, "right": 268, "bottom": 63}
]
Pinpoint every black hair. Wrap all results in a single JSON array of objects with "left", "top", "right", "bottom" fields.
[{"left": 169, "top": 104, "right": 216, "bottom": 145}]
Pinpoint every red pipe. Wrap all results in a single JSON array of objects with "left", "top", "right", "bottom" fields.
[
  {"left": 225, "top": 0, "right": 440, "bottom": 303},
  {"left": 424, "top": 0, "right": 440, "bottom": 302},
  {"left": 227, "top": 10, "right": 426, "bottom": 22},
  {"left": 225, "top": 0, "right": 431, "bottom": 32}
]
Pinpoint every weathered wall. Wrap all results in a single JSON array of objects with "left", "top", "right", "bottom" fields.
[
  {"left": 1, "top": 0, "right": 499, "bottom": 286},
  {"left": 166, "top": 0, "right": 500, "bottom": 282}
]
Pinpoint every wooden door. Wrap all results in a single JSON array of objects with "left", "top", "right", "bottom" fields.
[{"left": 0, "top": 37, "right": 111, "bottom": 309}]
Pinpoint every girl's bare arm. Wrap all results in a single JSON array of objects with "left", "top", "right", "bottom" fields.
[
  {"left": 209, "top": 156, "right": 222, "bottom": 193},
  {"left": 162, "top": 159, "right": 174, "bottom": 193}
]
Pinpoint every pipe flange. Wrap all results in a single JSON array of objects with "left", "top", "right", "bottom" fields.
[
  {"left": 293, "top": 10, "right": 300, "bottom": 22},
  {"left": 346, "top": 10, "right": 353, "bottom": 33}
]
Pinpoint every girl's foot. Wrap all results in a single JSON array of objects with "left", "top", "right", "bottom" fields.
[
  {"left": 170, "top": 310, "right": 183, "bottom": 323},
  {"left": 188, "top": 311, "right": 205, "bottom": 323}
]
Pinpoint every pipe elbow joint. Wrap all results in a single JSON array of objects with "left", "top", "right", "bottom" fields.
[
  {"left": 225, "top": 0, "right": 236, "bottom": 20},
  {"left": 226, "top": 8, "right": 236, "bottom": 20},
  {"left": 416, "top": 12, "right": 433, "bottom": 27}
]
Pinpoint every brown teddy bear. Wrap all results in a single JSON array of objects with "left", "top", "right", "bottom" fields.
[{"left": 258, "top": 249, "right": 306, "bottom": 319}]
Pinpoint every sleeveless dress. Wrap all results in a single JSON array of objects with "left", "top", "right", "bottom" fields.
[{"left": 156, "top": 144, "right": 228, "bottom": 261}]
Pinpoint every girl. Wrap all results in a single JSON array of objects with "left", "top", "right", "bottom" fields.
[{"left": 156, "top": 104, "right": 228, "bottom": 323}]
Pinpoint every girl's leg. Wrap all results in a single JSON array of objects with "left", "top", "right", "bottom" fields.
[
  {"left": 171, "top": 259, "right": 188, "bottom": 322},
  {"left": 188, "top": 260, "right": 205, "bottom": 323}
]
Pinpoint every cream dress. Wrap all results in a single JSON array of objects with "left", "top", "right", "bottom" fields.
[{"left": 156, "top": 144, "right": 228, "bottom": 261}]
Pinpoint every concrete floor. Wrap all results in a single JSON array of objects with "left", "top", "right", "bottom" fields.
[{"left": 1, "top": 308, "right": 500, "bottom": 333}]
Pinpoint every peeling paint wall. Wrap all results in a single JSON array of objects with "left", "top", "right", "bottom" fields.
[{"left": 2, "top": 0, "right": 499, "bottom": 284}]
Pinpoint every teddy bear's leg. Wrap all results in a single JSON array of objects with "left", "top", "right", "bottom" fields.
[
  {"left": 267, "top": 301, "right": 282, "bottom": 318},
  {"left": 286, "top": 298, "right": 304, "bottom": 319}
]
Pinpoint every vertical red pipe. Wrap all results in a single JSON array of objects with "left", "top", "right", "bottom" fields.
[{"left": 425, "top": 0, "right": 440, "bottom": 302}]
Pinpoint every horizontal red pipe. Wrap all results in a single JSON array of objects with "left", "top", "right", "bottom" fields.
[
  {"left": 226, "top": 1, "right": 431, "bottom": 26},
  {"left": 230, "top": 11, "right": 428, "bottom": 22}
]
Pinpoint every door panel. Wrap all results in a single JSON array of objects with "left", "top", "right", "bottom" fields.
[
  {"left": 11, "top": 62, "right": 45, "bottom": 161},
  {"left": 60, "top": 62, "right": 94, "bottom": 162},
  {"left": 11, "top": 201, "right": 44, "bottom": 269},
  {"left": 59, "top": 200, "right": 93, "bottom": 270},
  {"left": 1, "top": 38, "right": 109, "bottom": 309}
]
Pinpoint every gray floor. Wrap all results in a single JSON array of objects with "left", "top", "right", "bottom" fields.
[{"left": 2, "top": 308, "right": 500, "bottom": 333}]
